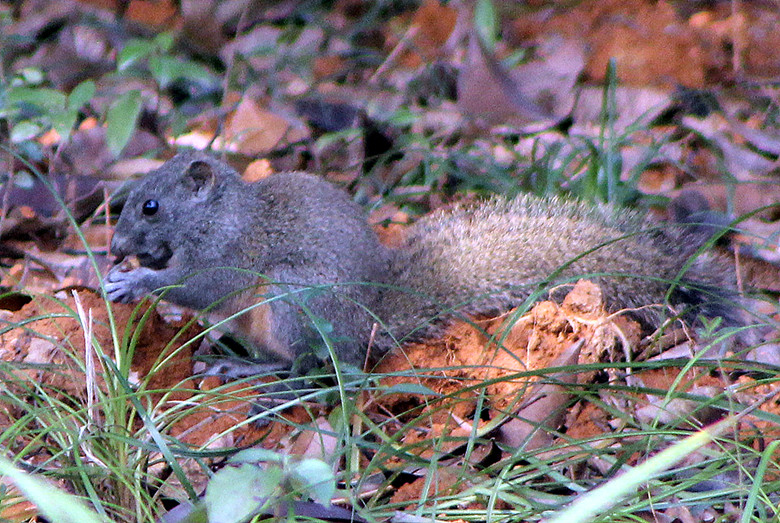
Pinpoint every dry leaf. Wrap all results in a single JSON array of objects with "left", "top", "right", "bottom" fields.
[
  {"left": 226, "top": 97, "right": 310, "bottom": 155},
  {"left": 497, "top": 339, "right": 583, "bottom": 449},
  {"left": 243, "top": 159, "right": 274, "bottom": 182},
  {"left": 572, "top": 86, "right": 672, "bottom": 133},
  {"left": 287, "top": 417, "right": 338, "bottom": 461},
  {"left": 457, "top": 32, "right": 554, "bottom": 126},
  {"left": 409, "top": 0, "right": 457, "bottom": 60}
]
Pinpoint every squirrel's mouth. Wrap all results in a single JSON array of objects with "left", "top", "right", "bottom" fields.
[{"left": 137, "top": 243, "right": 173, "bottom": 270}]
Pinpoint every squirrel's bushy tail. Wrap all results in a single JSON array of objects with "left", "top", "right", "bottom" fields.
[{"left": 377, "top": 194, "right": 744, "bottom": 350}]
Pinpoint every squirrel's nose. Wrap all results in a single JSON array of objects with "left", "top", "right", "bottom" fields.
[{"left": 110, "top": 234, "right": 130, "bottom": 262}]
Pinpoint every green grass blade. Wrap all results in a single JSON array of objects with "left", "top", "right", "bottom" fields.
[{"left": 0, "top": 455, "right": 109, "bottom": 523}]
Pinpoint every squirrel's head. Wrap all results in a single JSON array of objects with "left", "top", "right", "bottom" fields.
[{"left": 111, "top": 152, "right": 236, "bottom": 269}]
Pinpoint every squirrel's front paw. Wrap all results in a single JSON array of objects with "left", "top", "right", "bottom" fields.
[{"left": 105, "top": 264, "right": 153, "bottom": 303}]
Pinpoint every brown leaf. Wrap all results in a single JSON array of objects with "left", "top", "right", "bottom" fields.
[
  {"left": 635, "top": 386, "right": 726, "bottom": 426},
  {"left": 409, "top": 0, "right": 458, "bottom": 60},
  {"left": 497, "top": 339, "right": 583, "bottom": 449},
  {"left": 242, "top": 159, "right": 274, "bottom": 182},
  {"left": 457, "top": 32, "right": 555, "bottom": 126},
  {"left": 287, "top": 417, "right": 339, "bottom": 461},
  {"left": 571, "top": 86, "right": 672, "bottom": 132},
  {"left": 226, "top": 97, "right": 310, "bottom": 156}
]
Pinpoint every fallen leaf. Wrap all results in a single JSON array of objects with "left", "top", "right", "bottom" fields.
[
  {"left": 409, "top": 0, "right": 458, "bottom": 60},
  {"left": 572, "top": 86, "right": 672, "bottom": 133},
  {"left": 242, "top": 159, "right": 274, "bottom": 182},
  {"left": 226, "top": 97, "right": 310, "bottom": 155},
  {"left": 497, "top": 339, "right": 583, "bottom": 449},
  {"left": 457, "top": 32, "right": 555, "bottom": 126},
  {"left": 288, "top": 417, "right": 338, "bottom": 461}
]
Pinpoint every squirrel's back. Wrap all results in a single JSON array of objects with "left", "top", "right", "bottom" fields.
[{"left": 378, "top": 194, "right": 740, "bottom": 349}]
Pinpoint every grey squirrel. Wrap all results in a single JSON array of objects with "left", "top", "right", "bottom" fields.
[{"left": 106, "top": 151, "right": 743, "bottom": 369}]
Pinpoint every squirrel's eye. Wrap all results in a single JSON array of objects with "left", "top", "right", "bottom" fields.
[{"left": 142, "top": 199, "right": 159, "bottom": 216}]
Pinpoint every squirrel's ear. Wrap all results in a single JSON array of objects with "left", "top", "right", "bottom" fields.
[{"left": 182, "top": 160, "right": 216, "bottom": 200}]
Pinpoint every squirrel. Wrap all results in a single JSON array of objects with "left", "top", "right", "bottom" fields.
[{"left": 106, "top": 151, "right": 743, "bottom": 370}]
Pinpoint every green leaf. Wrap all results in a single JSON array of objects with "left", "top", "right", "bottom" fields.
[
  {"left": 0, "top": 456, "right": 108, "bottom": 523},
  {"left": 180, "top": 60, "right": 217, "bottom": 85},
  {"left": 68, "top": 80, "right": 96, "bottom": 110},
  {"left": 106, "top": 90, "right": 142, "bottom": 157},
  {"left": 474, "top": 0, "right": 498, "bottom": 48},
  {"left": 0, "top": 103, "right": 19, "bottom": 119},
  {"left": 384, "top": 383, "right": 439, "bottom": 396},
  {"left": 10, "top": 121, "right": 41, "bottom": 143},
  {"left": 154, "top": 32, "right": 175, "bottom": 52},
  {"left": 309, "top": 313, "right": 334, "bottom": 334},
  {"left": 13, "top": 171, "right": 36, "bottom": 189},
  {"left": 148, "top": 55, "right": 180, "bottom": 89},
  {"left": 51, "top": 110, "right": 78, "bottom": 141},
  {"left": 6, "top": 86, "right": 66, "bottom": 112},
  {"left": 20, "top": 67, "right": 44, "bottom": 85},
  {"left": 205, "top": 464, "right": 282, "bottom": 523},
  {"left": 229, "top": 448, "right": 284, "bottom": 464},
  {"left": 160, "top": 502, "right": 209, "bottom": 523},
  {"left": 288, "top": 458, "right": 336, "bottom": 505},
  {"left": 149, "top": 55, "right": 215, "bottom": 89},
  {"left": 117, "top": 39, "right": 155, "bottom": 71},
  {"left": 17, "top": 140, "right": 44, "bottom": 161},
  {"left": 387, "top": 107, "right": 419, "bottom": 127}
]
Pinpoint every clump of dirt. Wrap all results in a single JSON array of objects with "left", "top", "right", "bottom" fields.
[
  {"left": 373, "top": 280, "right": 642, "bottom": 421},
  {"left": 0, "top": 290, "right": 278, "bottom": 448},
  {"left": 0, "top": 290, "right": 197, "bottom": 398}
]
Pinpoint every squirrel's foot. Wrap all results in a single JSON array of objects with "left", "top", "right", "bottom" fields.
[{"left": 105, "top": 265, "right": 154, "bottom": 303}]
